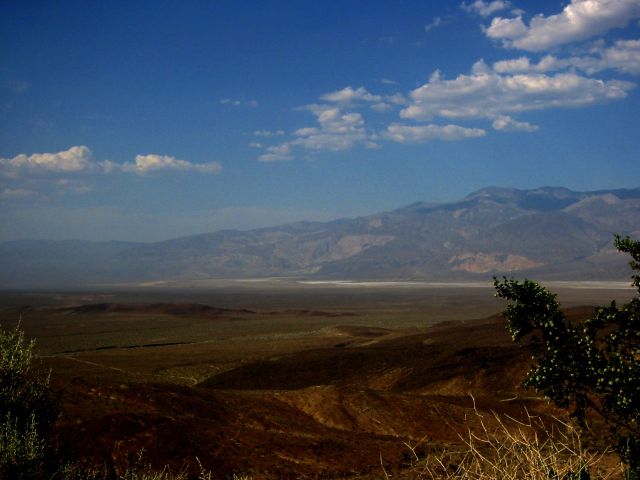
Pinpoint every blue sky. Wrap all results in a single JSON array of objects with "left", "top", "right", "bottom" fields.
[{"left": 1, "top": 0, "right": 639, "bottom": 241}]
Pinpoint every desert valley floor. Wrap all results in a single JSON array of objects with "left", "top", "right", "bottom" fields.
[{"left": 0, "top": 282, "right": 635, "bottom": 478}]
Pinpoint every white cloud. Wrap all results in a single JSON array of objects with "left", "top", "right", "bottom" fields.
[
  {"left": 255, "top": 22, "right": 639, "bottom": 163},
  {"left": 0, "top": 188, "right": 36, "bottom": 199},
  {"left": 258, "top": 105, "right": 379, "bottom": 161},
  {"left": 371, "top": 102, "right": 393, "bottom": 112},
  {"left": 71, "top": 185, "right": 93, "bottom": 194},
  {"left": 383, "top": 123, "right": 486, "bottom": 143},
  {"left": 220, "top": 98, "right": 258, "bottom": 107},
  {"left": 597, "top": 39, "right": 640, "bottom": 75},
  {"left": 379, "top": 78, "right": 398, "bottom": 85},
  {"left": 385, "top": 92, "right": 407, "bottom": 105},
  {"left": 120, "top": 154, "right": 223, "bottom": 174},
  {"left": 492, "top": 115, "right": 539, "bottom": 132},
  {"left": 0, "top": 146, "right": 222, "bottom": 177},
  {"left": 493, "top": 56, "right": 534, "bottom": 73},
  {"left": 321, "top": 86, "right": 382, "bottom": 103},
  {"left": 486, "top": 0, "right": 640, "bottom": 51},
  {"left": 462, "top": 0, "right": 511, "bottom": 18},
  {"left": 0, "top": 146, "right": 93, "bottom": 176},
  {"left": 53, "top": 178, "right": 93, "bottom": 194},
  {"left": 485, "top": 16, "right": 528, "bottom": 40},
  {"left": 400, "top": 60, "right": 635, "bottom": 121},
  {"left": 253, "top": 129, "right": 285, "bottom": 137},
  {"left": 320, "top": 86, "right": 405, "bottom": 107},
  {"left": 293, "top": 106, "right": 374, "bottom": 151},
  {"left": 425, "top": 17, "right": 443, "bottom": 32},
  {"left": 258, "top": 144, "right": 293, "bottom": 162},
  {"left": 494, "top": 40, "right": 640, "bottom": 76}
]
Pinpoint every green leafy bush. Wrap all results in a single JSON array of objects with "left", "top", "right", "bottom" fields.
[
  {"left": 0, "top": 323, "right": 57, "bottom": 479},
  {"left": 0, "top": 323, "right": 226, "bottom": 479},
  {"left": 494, "top": 235, "right": 640, "bottom": 478}
]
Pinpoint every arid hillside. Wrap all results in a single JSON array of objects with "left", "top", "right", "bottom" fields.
[{"left": 2, "top": 285, "right": 631, "bottom": 478}]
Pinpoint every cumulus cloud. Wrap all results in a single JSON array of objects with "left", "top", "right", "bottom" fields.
[
  {"left": 493, "top": 56, "right": 542, "bottom": 73},
  {"left": 0, "top": 188, "right": 36, "bottom": 199},
  {"left": 53, "top": 179, "right": 93, "bottom": 194},
  {"left": 321, "top": 86, "right": 382, "bottom": 103},
  {"left": 383, "top": 123, "right": 486, "bottom": 143},
  {"left": 119, "top": 154, "right": 223, "bottom": 174},
  {"left": 371, "top": 102, "right": 393, "bottom": 112},
  {"left": 462, "top": 0, "right": 511, "bottom": 18},
  {"left": 0, "top": 146, "right": 222, "bottom": 177},
  {"left": 258, "top": 105, "right": 379, "bottom": 161},
  {"left": 485, "top": 16, "right": 528, "bottom": 40},
  {"left": 595, "top": 39, "right": 640, "bottom": 75},
  {"left": 493, "top": 40, "right": 640, "bottom": 76},
  {"left": 253, "top": 129, "right": 285, "bottom": 137},
  {"left": 73, "top": 185, "right": 93, "bottom": 194},
  {"left": 492, "top": 115, "right": 539, "bottom": 132},
  {"left": 293, "top": 106, "right": 374, "bottom": 150},
  {"left": 400, "top": 60, "right": 635, "bottom": 121},
  {"left": 385, "top": 93, "right": 407, "bottom": 105},
  {"left": 0, "top": 146, "right": 93, "bottom": 176},
  {"left": 320, "top": 86, "right": 405, "bottom": 109},
  {"left": 597, "top": 39, "right": 640, "bottom": 75},
  {"left": 255, "top": 11, "right": 640, "bottom": 164},
  {"left": 424, "top": 17, "right": 443, "bottom": 32},
  {"left": 220, "top": 98, "right": 258, "bottom": 107},
  {"left": 486, "top": 0, "right": 640, "bottom": 51},
  {"left": 258, "top": 144, "right": 294, "bottom": 162}
]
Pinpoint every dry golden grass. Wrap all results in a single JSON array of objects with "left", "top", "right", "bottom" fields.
[{"left": 400, "top": 402, "right": 623, "bottom": 480}]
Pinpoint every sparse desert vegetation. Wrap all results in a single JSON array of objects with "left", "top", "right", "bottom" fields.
[
  {"left": 3, "top": 0, "right": 640, "bottom": 476},
  {"left": 409, "top": 409, "right": 620, "bottom": 479},
  {"left": 0, "top": 278, "right": 636, "bottom": 479},
  {"left": 495, "top": 235, "right": 640, "bottom": 479}
]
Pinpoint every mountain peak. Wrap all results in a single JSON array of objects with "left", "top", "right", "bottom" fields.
[
  {"left": 1, "top": 185, "right": 638, "bottom": 287},
  {"left": 465, "top": 186, "right": 520, "bottom": 200},
  {"left": 464, "top": 186, "right": 587, "bottom": 212}
]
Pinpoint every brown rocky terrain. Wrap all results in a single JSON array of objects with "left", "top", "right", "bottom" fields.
[
  {"left": 41, "top": 310, "right": 580, "bottom": 478},
  {"left": 4, "top": 284, "right": 630, "bottom": 479}
]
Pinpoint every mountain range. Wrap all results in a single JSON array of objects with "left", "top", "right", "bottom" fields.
[{"left": 2, "top": 186, "right": 639, "bottom": 288}]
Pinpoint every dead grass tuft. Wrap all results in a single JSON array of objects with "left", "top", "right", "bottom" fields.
[{"left": 403, "top": 400, "right": 623, "bottom": 479}]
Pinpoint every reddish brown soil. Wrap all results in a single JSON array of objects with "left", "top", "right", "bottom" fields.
[
  {"left": 42, "top": 306, "right": 598, "bottom": 479},
  {"left": 58, "top": 302, "right": 357, "bottom": 319},
  {"left": 58, "top": 302, "right": 256, "bottom": 316}
]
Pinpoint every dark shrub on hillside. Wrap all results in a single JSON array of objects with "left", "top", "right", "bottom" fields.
[{"left": 0, "top": 323, "right": 57, "bottom": 479}]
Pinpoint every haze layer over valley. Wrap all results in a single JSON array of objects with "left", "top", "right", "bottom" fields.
[{"left": 2, "top": 186, "right": 638, "bottom": 289}]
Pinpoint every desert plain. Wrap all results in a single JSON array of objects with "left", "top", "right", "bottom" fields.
[{"left": 0, "top": 281, "right": 635, "bottom": 478}]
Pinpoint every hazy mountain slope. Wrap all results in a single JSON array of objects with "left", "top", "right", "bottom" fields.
[
  {"left": 0, "top": 240, "right": 141, "bottom": 287},
  {"left": 1, "top": 186, "right": 638, "bottom": 288}
]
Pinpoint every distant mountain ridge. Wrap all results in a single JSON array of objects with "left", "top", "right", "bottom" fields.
[{"left": 2, "top": 186, "right": 639, "bottom": 288}]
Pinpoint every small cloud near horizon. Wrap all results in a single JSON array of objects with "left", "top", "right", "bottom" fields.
[{"left": 0, "top": 146, "right": 223, "bottom": 178}]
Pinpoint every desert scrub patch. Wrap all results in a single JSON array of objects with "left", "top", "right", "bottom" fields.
[
  {"left": 495, "top": 235, "right": 640, "bottom": 478},
  {"left": 1, "top": 323, "right": 58, "bottom": 479},
  {"left": 404, "top": 407, "right": 622, "bottom": 479}
]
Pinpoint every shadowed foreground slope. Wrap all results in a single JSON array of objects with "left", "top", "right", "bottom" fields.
[{"left": 46, "top": 311, "right": 580, "bottom": 478}]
